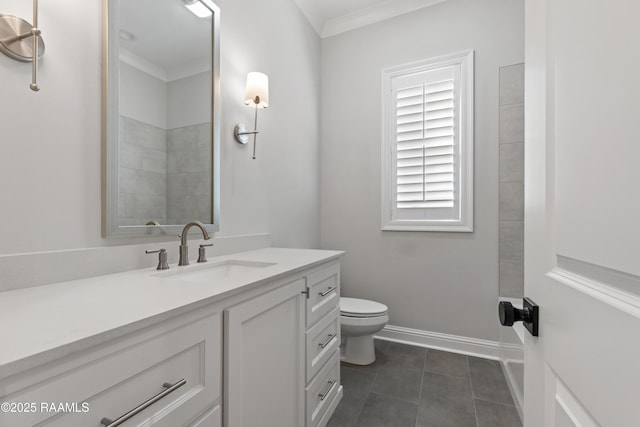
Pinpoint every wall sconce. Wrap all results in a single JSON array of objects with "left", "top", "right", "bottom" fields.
[
  {"left": 0, "top": 0, "right": 45, "bottom": 91},
  {"left": 234, "top": 72, "right": 269, "bottom": 159}
]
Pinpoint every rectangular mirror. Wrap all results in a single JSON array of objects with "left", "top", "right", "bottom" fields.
[{"left": 102, "top": 0, "right": 220, "bottom": 237}]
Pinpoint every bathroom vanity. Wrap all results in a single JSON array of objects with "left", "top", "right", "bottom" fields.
[{"left": 0, "top": 248, "right": 342, "bottom": 427}]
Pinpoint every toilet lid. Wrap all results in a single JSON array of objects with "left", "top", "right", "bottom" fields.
[{"left": 340, "top": 297, "right": 388, "bottom": 318}]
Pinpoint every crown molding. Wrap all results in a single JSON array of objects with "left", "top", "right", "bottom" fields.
[
  {"left": 119, "top": 48, "right": 167, "bottom": 82},
  {"left": 119, "top": 49, "right": 210, "bottom": 83},
  {"left": 322, "top": 0, "right": 446, "bottom": 38}
]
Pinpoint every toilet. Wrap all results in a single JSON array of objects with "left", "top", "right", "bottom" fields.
[{"left": 340, "top": 297, "right": 389, "bottom": 365}]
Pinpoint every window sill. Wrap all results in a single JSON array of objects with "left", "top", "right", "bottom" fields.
[{"left": 382, "top": 223, "right": 473, "bottom": 233}]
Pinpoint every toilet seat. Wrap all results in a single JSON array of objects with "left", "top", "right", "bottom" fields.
[{"left": 340, "top": 297, "right": 388, "bottom": 318}]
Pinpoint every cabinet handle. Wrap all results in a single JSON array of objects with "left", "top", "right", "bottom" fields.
[
  {"left": 301, "top": 285, "right": 310, "bottom": 299},
  {"left": 319, "top": 286, "right": 337, "bottom": 297},
  {"left": 318, "top": 334, "right": 337, "bottom": 349},
  {"left": 100, "top": 378, "right": 186, "bottom": 427},
  {"left": 318, "top": 380, "right": 337, "bottom": 401}
]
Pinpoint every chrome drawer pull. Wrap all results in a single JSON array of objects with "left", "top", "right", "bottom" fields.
[
  {"left": 318, "top": 334, "right": 337, "bottom": 349},
  {"left": 100, "top": 378, "right": 186, "bottom": 427},
  {"left": 318, "top": 380, "right": 337, "bottom": 401},
  {"left": 319, "top": 286, "right": 337, "bottom": 297}
]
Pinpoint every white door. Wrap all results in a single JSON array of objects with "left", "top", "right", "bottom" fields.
[
  {"left": 523, "top": 0, "right": 640, "bottom": 426},
  {"left": 224, "top": 279, "right": 306, "bottom": 427}
]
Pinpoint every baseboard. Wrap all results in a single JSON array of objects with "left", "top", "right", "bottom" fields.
[
  {"left": 500, "top": 359, "right": 524, "bottom": 421},
  {"left": 375, "top": 324, "right": 502, "bottom": 360}
]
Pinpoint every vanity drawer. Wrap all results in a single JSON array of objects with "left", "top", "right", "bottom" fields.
[
  {"left": 188, "top": 405, "right": 221, "bottom": 427},
  {"left": 1, "top": 309, "right": 221, "bottom": 427},
  {"left": 306, "top": 262, "right": 340, "bottom": 327},
  {"left": 306, "top": 306, "right": 340, "bottom": 382},
  {"left": 305, "top": 351, "right": 341, "bottom": 427}
]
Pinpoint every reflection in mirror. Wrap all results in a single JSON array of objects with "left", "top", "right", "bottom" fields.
[{"left": 103, "top": 0, "right": 220, "bottom": 237}]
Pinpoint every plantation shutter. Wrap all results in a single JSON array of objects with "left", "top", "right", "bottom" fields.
[
  {"left": 395, "top": 77, "right": 455, "bottom": 209},
  {"left": 382, "top": 51, "right": 473, "bottom": 232}
]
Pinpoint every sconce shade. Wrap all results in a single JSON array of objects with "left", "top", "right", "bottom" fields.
[{"left": 244, "top": 72, "right": 269, "bottom": 108}]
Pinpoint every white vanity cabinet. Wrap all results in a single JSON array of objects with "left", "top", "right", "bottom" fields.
[
  {"left": 0, "top": 250, "right": 342, "bottom": 427},
  {"left": 223, "top": 260, "right": 343, "bottom": 427},
  {"left": 0, "top": 306, "right": 222, "bottom": 427}
]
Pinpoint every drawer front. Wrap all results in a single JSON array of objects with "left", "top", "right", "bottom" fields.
[
  {"left": 189, "top": 405, "right": 221, "bottom": 427},
  {"left": 306, "top": 307, "right": 340, "bottom": 382},
  {"left": 305, "top": 351, "right": 340, "bottom": 427},
  {"left": 306, "top": 262, "right": 340, "bottom": 328},
  {"left": 2, "top": 309, "right": 220, "bottom": 427}
]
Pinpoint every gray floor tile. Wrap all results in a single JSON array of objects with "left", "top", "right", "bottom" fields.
[
  {"left": 375, "top": 338, "right": 390, "bottom": 354},
  {"left": 354, "top": 392, "right": 418, "bottom": 427},
  {"left": 371, "top": 352, "right": 424, "bottom": 403},
  {"left": 424, "top": 349, "right": 470, "bottom": 378},
  {"left": 387, "top": 341, "right": 427, "bottom": 359},
  {"left": 475, "top": 399, "right": 522, "bottom": 427},
  {"left": 370, "top": 366, "right": 423, "bottom": 403},
  {"left": 384, "top": 348, "right": 425, "bottom": 371},
  {"left": 329, "top": 344, "right": 519, "bottom": 427},
  {"left": 340, "top": 339, "right": 390, "bottom": 374},
  {"left": 468, "top": 357, "right": 515, "bottom": 406},
  {"left": 326, "top": 366, "right": 376, "bottom": 427},
  {"left": 418, "top": 371, "right": 477, "bottom": 427}
]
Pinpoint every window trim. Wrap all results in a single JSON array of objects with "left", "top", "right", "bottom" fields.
[{"left": 381, "top": 50, "right": 474, "bottom": 232}]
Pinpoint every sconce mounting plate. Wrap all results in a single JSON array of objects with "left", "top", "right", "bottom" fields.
[
  {"left": 0, "top": 14, "right": 45, "bottom": 62},
  {"left": 234, "top": 124, "right": 250, "bottom": 144}
]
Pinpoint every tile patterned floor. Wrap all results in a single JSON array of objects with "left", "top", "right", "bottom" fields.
[{"left": 327, "top": 340, "right": 521, "bottom": 427}]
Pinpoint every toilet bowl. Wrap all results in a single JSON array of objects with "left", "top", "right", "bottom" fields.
[{"left": 340, "top": 297, "right": 389, "bottom": 365}]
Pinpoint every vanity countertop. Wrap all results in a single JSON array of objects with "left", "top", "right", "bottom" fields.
[{"left": 0, "top": 247, "right": 343, "bottom": 378}]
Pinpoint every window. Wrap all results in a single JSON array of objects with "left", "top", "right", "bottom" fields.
[{"left": 381, "top": 50, "right": 474, "bottom": 232}]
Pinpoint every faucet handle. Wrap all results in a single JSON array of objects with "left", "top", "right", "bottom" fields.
[
  {"left": 146, "top": 248, "right": 170, "bottom": 270},
  {"left": 197, "top": 244, "right": 213, "bottom": 263}
]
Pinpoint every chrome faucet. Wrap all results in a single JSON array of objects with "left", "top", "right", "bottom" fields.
[{"left": 178, "top": 221, "right": 212, "bottom": 266}]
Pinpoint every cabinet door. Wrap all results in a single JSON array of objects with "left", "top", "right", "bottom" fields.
[{"left": 224, "top": 279, "right": 306, "bottom": 427}]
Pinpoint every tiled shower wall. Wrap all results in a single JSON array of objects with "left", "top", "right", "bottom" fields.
[
  {"left": 498, "top": 64, "right": 525, "bottom": 298},
  {"left": 118, "top": 117, "right": 211, "bottom": 226},
  {"left": 118, "top": 116, "right": 167, "bottom": 226},
  {"left": 166, "top": 123, "right": 211, "bottom": 225}
]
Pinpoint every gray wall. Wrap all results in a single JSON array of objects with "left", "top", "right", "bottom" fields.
[
  {"left": 498, "top": 64, "right": 525, "bottom": 298},
  {"left": 320, "top": 0, "right": 524, "bottom": 341}
]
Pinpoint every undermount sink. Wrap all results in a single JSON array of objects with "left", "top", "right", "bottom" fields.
[{"left": 156, "top": 260, "right": 276, "bottom": 283}]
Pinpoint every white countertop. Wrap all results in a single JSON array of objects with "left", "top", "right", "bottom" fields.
[{"left": 0, "top": 247, "right": 343, "bottom": 378}]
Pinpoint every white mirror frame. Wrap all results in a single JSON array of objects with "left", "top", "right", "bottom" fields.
[{"left": 102, "top": 0, "right": 220, "bottom": 238}]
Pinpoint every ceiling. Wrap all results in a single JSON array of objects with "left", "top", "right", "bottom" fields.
[{"left": 293, "top": 0, "right": 446, "bottom": 38}]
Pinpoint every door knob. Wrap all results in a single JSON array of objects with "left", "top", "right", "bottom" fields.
[{"left": 498, "top": 297, "right": 539, "bottom": 336}]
